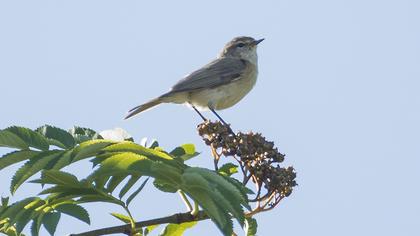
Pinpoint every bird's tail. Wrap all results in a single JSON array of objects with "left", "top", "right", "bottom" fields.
[{"left": 124, "top": 98, "right": 162, "bottom": 119}]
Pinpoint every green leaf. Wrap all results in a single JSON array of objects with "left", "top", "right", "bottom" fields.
[
  {"left": 106, "top": 174, "right": 128, "bottom": 193},
  {"left": 170, "top": 144, "right": 200, "bottom": 161},
  {"left": 110, "top": 212, "right": 132, "bottom": 224},
  {"left": 0, "top": 130, "right": 29, "bottom": 150},
  {"left": 126, "top": 178, "right": 149, "bottom": 206},
  {"left": 12, "top": 198, "right": 45, "bottom": 234},
  {"left": 119, "top": 175, "right": 141, "bottom": 199},
  {"left": 245, "top": 217, "right": 257, "bottom": 236},
  {"left": 72, "top": 140, "right": 115, "bottom": 162},
  {"left": 76, "top": 194, "right": 124, "bottom": 206},
  {"left": 222, "top": 176, "right": 254, "bottom": 205},
  {"left": 103, "top": 142, "right": 174, "bottom": 161},
  {"left": 0, "top": 224, "right": 20, "bottom": 236},
  {"left": 138, "top": 138, "right": 159, "bottom": 149},
  {"left": 144, "top": 225, "right": 159, "bottom": 235},
  {"left": 42, "top": 212, "right": 61, "bottom": 236},
  {"left": 0, "top": 197, "right": 38, "bottom": 223},
  {"left": 90, "top": 154, "right": 176, "bottom": 184},
  {"left": 148, "top": 139, "right": 159, "bottom": 149},
  {"left": 54, "top": 204, "right": 90, "bottom": 224},
  {"left": 11, "top": 151, "right": 63, "bottom": 194},
  {"left": 1, "top": 197, "right": 9, "bottom": 207},
  {"left": 181, "top": 172, "right": 232, "bottom": 235},
  {"left": 51, "top": 150, "right": 73, "bottom": 170},
  {"left": 187, "top": 167, "right": 249, "bottom": 222},
  {"left": 0, "top": 150, "right": 39, "bottom": 171},
  {"left": 159, "top": 222, "right": 197, "bottom": 236},
  {"left": 37, "top": 170, "right": 79, "bottom": 186},
  {"left": 36, "top": 125, "right": 76, "bottom": 149},
  {"left": 31, "top": 214, "right": 44, "bottom": 236},
  {"left": 218, "top": 163, "right": 238, "bottom": 177},
  {"left": 38, "top": 185, "right": 92, "bottom": 195},
  {"left": 153, "top": 179, "right": 178, "bottom": 193},
  {"left": 69, "top": 127, "right": 102, "bottom": 144},
  {"left": 4, "top": 126, "right": 49, "bottom": 151}
]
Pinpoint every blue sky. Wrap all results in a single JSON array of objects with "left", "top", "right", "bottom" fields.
[{"left": 1, "top": 0, "right": 419, "bottom": 235}]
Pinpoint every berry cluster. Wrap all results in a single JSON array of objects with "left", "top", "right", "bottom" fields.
[{"left": 197, "top": 120, "right": 297, "bottom": 198}]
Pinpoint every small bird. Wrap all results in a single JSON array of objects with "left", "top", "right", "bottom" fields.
[{"left": 125, "top": 36, "right": 264, "bottom": 124}]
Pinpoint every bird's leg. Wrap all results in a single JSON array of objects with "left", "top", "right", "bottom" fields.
[
  {"left": 209, "top": 108, "right": 229, "bottom": 125},
  {"left": 209, "top": 108, "right": 234, "bottom": 134},
  {"left": 191, "top": 105, "right": 207, "bottom": 121}
]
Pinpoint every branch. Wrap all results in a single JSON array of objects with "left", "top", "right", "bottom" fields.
[{"left": 69, "top": 211, "right": 208, "bottom": 236}]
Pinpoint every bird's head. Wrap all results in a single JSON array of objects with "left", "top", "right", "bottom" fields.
[{"left": 219, "top": 36, "right": 264, "bottom": 64}]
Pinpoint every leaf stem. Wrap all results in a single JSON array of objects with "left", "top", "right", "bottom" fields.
[
  {"left": 178, "top": 190, "right": 193, "bottom": 212},
  {"left": 123, "top": 205, "right": 136, "bottom": 234},
  {"left": 190, "top": 201, "right": 199, "bottom": 216}
]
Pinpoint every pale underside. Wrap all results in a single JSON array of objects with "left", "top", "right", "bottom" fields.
[{"left": 161, "top": 62, "right": 258, "bottom": 110}]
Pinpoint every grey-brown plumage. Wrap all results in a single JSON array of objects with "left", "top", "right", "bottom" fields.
[
  {"left": 170, "top": 57, "right": 247, "bottom": 93},
  {"left": 125, "top": 36, "right": 263, "bottom": 120}
]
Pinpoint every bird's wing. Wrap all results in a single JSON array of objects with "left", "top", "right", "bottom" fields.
[{"left": 169, "top": 57, "right": 247, "bottom": 93}]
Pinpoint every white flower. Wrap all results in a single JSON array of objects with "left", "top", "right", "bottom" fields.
[{"left": 99, "top": 128, "right": 132, "bottom": 141}]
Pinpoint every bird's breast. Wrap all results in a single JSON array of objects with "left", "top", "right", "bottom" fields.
[{"left": 189, "top": 63, "right": 258, "bottom": 110}]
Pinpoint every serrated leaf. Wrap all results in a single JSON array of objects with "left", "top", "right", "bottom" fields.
[
  {"left": 110, "top": 212, "right": 132, "bottom": 224},
  {"left": 51, "top": 150, "right": 73, "bottom": 170},
  {"left": 181, "top": 172, "right": 232, "bottom": 235},
  {"left": 221, "top": 176, "right": 253, "bottom": 210},
  {"left": 0, "top": 224, "right": 20, "bottom": 236},
  {"left": 68, "top": 127, "right": 102, "bottom": 144},
  {"left": 38, "top": 186, "right": 94, "bottom": 195},
  {"left": 148, "top": 139, "right": 159, "bottom": 149},
  {"left": 42, "top": 211, "right": 60, "bottom": 236},
  {"left": 88, "top": 152, "right": 183, "bottom": 200},
  {"left": 31, "top": 214, "right": 44, "bottom": 236},
  {"left": 170, "top": 144, "right": 200, "bottom": 161},
  {"left": 103, "top": 142, "right": 173, "bottom": 161},
  {"left": 159, "top": 221, "right": 197, "bottom": 236},
  {"left": 76, "top": 194, "right": 124, "bottom": 206},
  {"left": 218, "top": 163, "right": 238, "bottom": 177},
  {"left": 119, "top": 175, "right": 141, "bottom": 199},
  {"left": 4, "top": 126, "right": 49, "bottom": 151},
  {"left": 245, "top": 217, "right": 257, "bottom": 236},
  {"left": 199, "top": 167, "right": 250, "bottom": 205},
  {"left": 54, "top": 204, "right": 90, "bottom": 224},
  {"left": 72, "top": 140, "right": 115, "bottom": 162},
  {"left": 187, "top": 167, "right": 249, "bottom": 220},
  {"left": 106, "top": 174, "right": 128, "bottom": 193},
  {"left": 11, "top": 151, "right": 63, "bottom": 194},
  {"left": 153, "top": 179, "right": 178, "bottom": 193},
  {"left": 1, "top": 197, "right": 9, "bottom": 207},
  {"left": 0, "top": 150, "right": 39, "bottom": 171},
  {"left": 38, "top": 170, "right": 79, "bottom": 186},
  {"left": 126, "top": 178, "right": 149, "bottom": 206},
  {"left": 11, "top": 198, "right": 45, "bottom": 233},
  {"left": 0, "top": 130, "right": 29, "bottom": 150},
  {"left": 36, "top": 125, "right": 76, "bottom": 149},
  {"left": 0, "top": 197, "right": 38, "bottom": 222}
]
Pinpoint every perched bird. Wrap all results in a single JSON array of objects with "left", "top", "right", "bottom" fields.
[{"left": 125, "top": 36, "right": 264, "bottom": 124}]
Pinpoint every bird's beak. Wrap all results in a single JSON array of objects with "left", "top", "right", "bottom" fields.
[{"left": 253, "top": 38, "right": 265, "bottom": 45}]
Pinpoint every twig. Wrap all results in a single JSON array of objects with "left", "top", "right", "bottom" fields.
[
  {"left": 210, "top": 146, "right": 220, "bottom": 171},
  {"left": 260, "top": 191, "right": 276, "bottom": 209},
  {"left": 243, "top": 174, "right": 252, "bottom": 185},
  {"left": 69, "top": 211, "right": 208, "bottom": 236}
]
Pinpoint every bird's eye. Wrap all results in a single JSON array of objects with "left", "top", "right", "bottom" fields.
[{"left": 237, "top": 43, "right": 245, "bottom": 48}]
